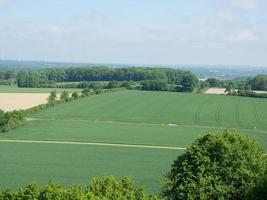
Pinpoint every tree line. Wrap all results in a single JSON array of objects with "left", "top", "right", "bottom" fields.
[
  {"left": 202, "top": 74, "right": 267, "bottom": 91},
  {"left": 16, "top": 67, "right": 198, "bottom": 92},
  {"left": 0, "top": 131, "right": 266, "bottom": 199}
]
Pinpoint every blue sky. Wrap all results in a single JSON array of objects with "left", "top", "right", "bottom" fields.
[{"left": 0, "top": 0, "right": 266, "bottom": 66}]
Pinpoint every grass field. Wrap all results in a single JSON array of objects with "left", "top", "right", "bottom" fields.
[
  {"left": 0, "top": 85, "right": 82, "bottom": 93},
  {"left": 0, "top": 90, "right": 267, "bottom": 192},
  {"left": 31, "top": 90, "right": 267, "bottom": 130}
]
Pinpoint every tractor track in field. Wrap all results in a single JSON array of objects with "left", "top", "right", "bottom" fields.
[
  {"left": 1, "top": 139, "right": 266, "bottom": 155},
  {"left": 25, "top": 117, "right": 267, "bottom": 134},
  {"left": 194, "top": 97, "right": 213, "bottom": 125},
  {"left": 235, "top": 100, "right": 240, "bottom": 125},
  {"left": 251, "top": 102, "right": 262, "bottom": 126},
  {"left": 215, "top": 102, "right": 224, "bottom": 126},
  {"left": 0, "top": 139, "right": 186, "bottom": 151}
]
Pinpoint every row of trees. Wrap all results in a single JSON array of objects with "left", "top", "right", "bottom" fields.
[
  {"left": 202, "top": 74, "right": 267, "bottom": 91},
  {"left": 0, "top": 176, "right": 162, "bottom": 200},
  {"left": 16, "top": 67, "right": 198, "bottom": 92},
  {"left": 0, "top": 131, "right": 266, "bottom": 199}
]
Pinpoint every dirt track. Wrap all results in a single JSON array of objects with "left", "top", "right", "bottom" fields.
[
  {"left": 0, "top": 139, "right": 186, "bottom": 150},
  {"left": 0, "top": 93, "right": 50, "bottom": 112}
]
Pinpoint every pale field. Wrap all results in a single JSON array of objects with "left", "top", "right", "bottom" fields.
[
  {"left": 0, "top": 93, "right": 51, "bottom": 112},
  {"left": 204, "top": 88, "right": 226, "bottom": 95},
  {"left": 253, "top": 90, "right": 267, "bottom": 94}
]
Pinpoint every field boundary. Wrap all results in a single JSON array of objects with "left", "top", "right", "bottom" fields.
[
  {"left": 26, "top": 117, "right": 267, "bottom": 134},
  {"left": 0, "top": 139, "right": 187, "bottom": 150}
]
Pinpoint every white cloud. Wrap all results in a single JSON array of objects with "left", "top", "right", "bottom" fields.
[
  {"left": 47, "top": 25, "right": 65, "bottom": 34},
  {"left": 221, "top": 0, "right": 258, "bottom": 10},
  {"left": 233, "top": 0, "right": 258, "bottom": 10},
  {"left": 224, "top": 31, "right": 259, "bottom": 43},
  {"left": 0, "top": 0, "right": 9, "bottom": 8}
]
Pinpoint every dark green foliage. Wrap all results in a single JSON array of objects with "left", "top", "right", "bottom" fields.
[
  {"left": 162, "top": 131, "right": 267, "bottom": 200},
  {"left": 251, "top": 74, "right": 267, "bottom": 91},
  {"left": 140, "top": 80, "right": 169, "bottom": 91},
  {"left": 206, "top": 78, "right": 222, "bottom": 87},
  {"left": 15, "top": 67, "right": 198, "bottom": 90},
  {"left": 248, "top": 174, "right": 267, "bottom": 200},
  {"left": 71, "top": 91, "right": 79, "bottom": 100},
  {"left": 60, "top": 91, "right": 70, "bottom": 102},
  {"left": 238, "top": 89, "right": 267, "bottom": 98},
  {"left": 0, "top": 177, "right": 164, "bottom": 200},
  {"left": 0, "top": 110, "right": 25, "bottom": 132},
  {"left": 47, "top": 91, "right": 57, "bottom": 105},
  {"left": 81, "top": 88, "right": 91, "bottom": 96},
  {"left": 0, "top": 109, "right": 4, "bottom": 128}
]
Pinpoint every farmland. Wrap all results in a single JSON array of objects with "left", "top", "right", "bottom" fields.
[
  {"left": 0, "top": 85, "right": 82, "bottom": 93},
  {"left": 0, "top": 90, "right": 267, "bottom": 192}
]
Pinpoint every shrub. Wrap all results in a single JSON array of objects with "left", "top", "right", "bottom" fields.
[
  {"left": 71, "top": 91, "right": 79, "bottom": 100},
  {"left": 0, "top": 177, "right": 164, "bottom": 200}
]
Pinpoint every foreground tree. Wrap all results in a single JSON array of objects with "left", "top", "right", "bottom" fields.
[
  {"left": 162, "top": 131, "right": 267, "bottom": 200},
  {"left": 0, "top": 176, "right": 163, "bottom": 200}
]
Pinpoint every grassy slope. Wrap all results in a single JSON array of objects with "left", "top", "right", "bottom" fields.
[
  {"left": 31, "top": 90, "right": 267, "bottom": 130},
  {"left": 1, "top": 120, "right": 267, "bottom": 149},
  {"left": 0, "top": 142, "right": 179, "bottom": 192},
  {"left": 0, "top": 85, "right": 81, "bottom": 93}
]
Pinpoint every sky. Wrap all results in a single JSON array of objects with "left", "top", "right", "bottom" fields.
[{"left": 0, "top": 0, "right": 266, "bottom": 66}]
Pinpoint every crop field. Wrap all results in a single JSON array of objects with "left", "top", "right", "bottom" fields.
[
  {"left": 0, "top": 93, "right": 51, "bottom": 111},
  {"left": 0, "top": 90, "right": 267, "bottom": 192}
]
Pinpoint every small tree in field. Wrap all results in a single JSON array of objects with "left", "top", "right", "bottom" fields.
[
  {"left": 162, "top": 131, "right": 267, "bottom": 200},
  {"left": 47, "top": 91, "right": 57, "bottom": 105},
  {"left": 71, "top": 91, "right": 79, "bottom": 100},
  {"left": 60, "top": 91, "right": 70, "bottom": 102},
  {"left": 0, "top": 109, "right": 4, "bottom": 128}
]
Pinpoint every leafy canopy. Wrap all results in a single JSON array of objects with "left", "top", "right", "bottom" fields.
[{"left": 162, "top": 131, "right": 267, "bottom": 200}]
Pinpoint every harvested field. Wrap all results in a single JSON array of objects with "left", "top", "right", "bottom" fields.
[
  {"left": 0, "top": 93, "right": 50, "bottom": 111},
  {"left": 205, "top": 87, "right": 226, "bottom": 94}
]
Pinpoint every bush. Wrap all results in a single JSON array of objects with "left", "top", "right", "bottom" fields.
[
  {"left": 0, "top": 176, "right": 164, "bottom": 200},
  {"left": 71, "top": 91, "right": 79, "bottom": 100},
  {"left": 60, "top": 91, "right": 71, "bottom": 102},
  {"left": 1, "top": 110, "right": 26, "bottom": 132},
  {"left": 162, "top": 131, "right": 267, "bottom": 200},
  {"left": 47, "top": 91, "right": 57, "bottom": 105}
]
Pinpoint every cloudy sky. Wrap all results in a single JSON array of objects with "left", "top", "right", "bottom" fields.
[{"left": 0, "top": 0, "right": 266, "bottom": 66}]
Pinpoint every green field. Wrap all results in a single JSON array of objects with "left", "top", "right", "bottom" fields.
[
  {"left": 0, "top": 85, "right": 82, "bottom": 93},
  {"left": 0, "top": 90, "right": 267, "bottom": 192}
]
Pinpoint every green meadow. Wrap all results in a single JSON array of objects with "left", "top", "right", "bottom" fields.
[
  {"left": 0, "top": 90, "right": 267, "bottom": 192},
  {"left": 0, "top": 85, "right": 81, "bottom": 93}
]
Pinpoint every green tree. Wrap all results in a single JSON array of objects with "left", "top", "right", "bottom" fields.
[
  {"left": 60, "top": 91, "right": 70, "bottom": 102},
  {"left": 48, "top": 91, "right": 57, "bottom": 105},
  {"left": 87, "top": 176, "right": 163, "bottom": 200},
  {"left": 225, "top": 84, "right": 234, "bottom": 95},
  {"left": 0, "top": 177, "right": 164, "bottom": 200},
  {"left": 251, "top": 74, "right": 267, "bottom": 91},
  {"left": 93, "top": 83, "right": 103, "bottom": 94},
  {"left": 81, "top": 88, "right": 91, "bottom": 96},
  {"left": 71, "top": 91, "right": 79, "bottom": 100},
  {"left": 1, "top": 110, "right": 25, "bottom": 132},
  {"left": 162, "top": 131, "right": 267, "bottom": 200},
  {"left": 0, "top": 109, "right": 4, "bottom": 128}
]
